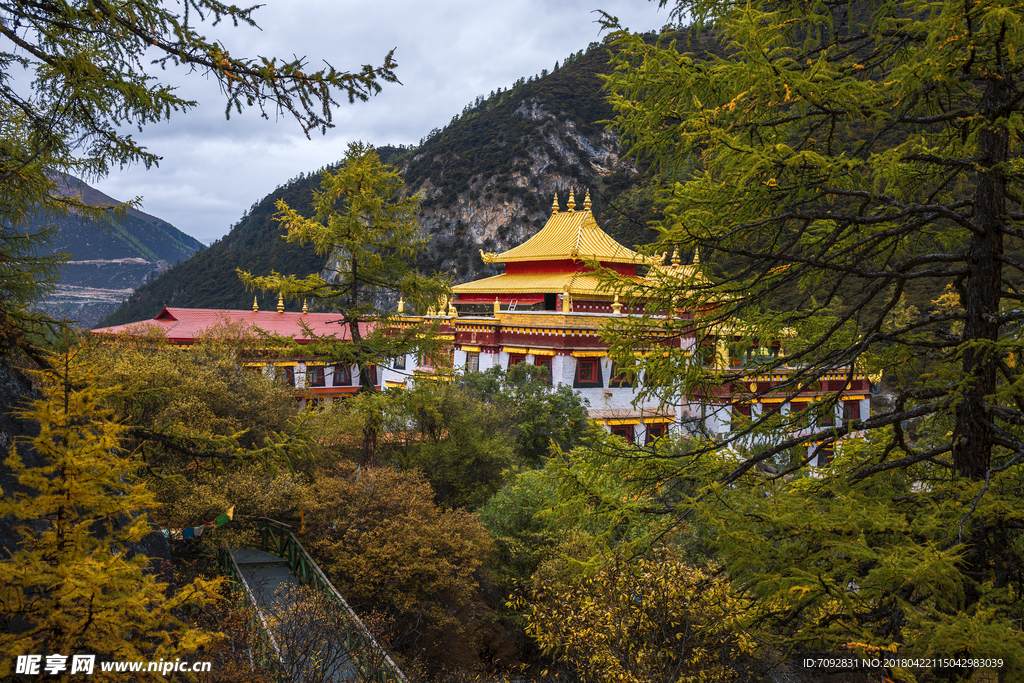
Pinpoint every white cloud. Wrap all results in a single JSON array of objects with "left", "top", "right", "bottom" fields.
[{"left": 91, "top": 0, "right": 668, "bottom": 244}]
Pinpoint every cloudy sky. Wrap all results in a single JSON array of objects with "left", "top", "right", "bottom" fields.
[{"left": 91, "top": 1, "right": 670, "bottom": 245}]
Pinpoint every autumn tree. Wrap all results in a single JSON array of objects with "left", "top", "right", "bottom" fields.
[
  {"left": 239, "top": 143, "right": 450, "bottom": 466},
  {"left": 0, "top": 0, "right": 397, "bottom": 359},
  {"left": 303, "top": 463, "right": 492, "bottom": 660},
  {"left": 569, "top": 0, "right": 1024, "bottom": 675},
  {"left": 0, "top": 348, "right": 221, "bottom": 672},
  {"left": 517, "top": 548, "right": 757, "bottom": 683}
]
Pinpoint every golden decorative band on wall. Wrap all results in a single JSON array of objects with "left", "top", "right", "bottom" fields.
[
  {"left": 606, "top": 418, "right": 640, "bottom": 425},
  {"left": 572, "top": 350, "right": 607, "bottom": 357},
  {"left": 529, "top": 348, "right": 556, "bottom": 356},
  {"left": 502, "top": 346, "right": 529, "bottom": 354},
  {"left": 460, "top": 345, "right": 482, "bottom": 352},
  {"left": 643, "top": 416, "right": 674, "bottom": 424}
]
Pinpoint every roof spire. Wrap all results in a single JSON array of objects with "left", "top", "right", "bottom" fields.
[
  {"left": 277, "top": 292, "right": 284, "bottom": 313},
  {"left": 567, "top": 188, "right": 576, "bottom": 212},
  {"left": 693, "top": 247, "right": 701, "bottom": 265},
  {"left": 252, "top": 296, "right": 259, "bottom": 312},
  {"left": 302, "top": 299, "right": 308, "bottom": 314},
  {"left": 671, "top": 247, "right": 680, "bottom": 266},
  {"left": 583, "top": 189, "right": 592, "bottom": 211},
  {"left": 551, "top": 193, "right": 560, "bottom": 215}
]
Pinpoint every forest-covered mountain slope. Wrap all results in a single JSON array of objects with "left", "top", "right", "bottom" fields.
[{"left": 101, "top": 33, "right": 698, "bottom": 326}]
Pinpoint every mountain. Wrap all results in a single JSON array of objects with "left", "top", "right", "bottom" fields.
[
  {"left": 101, "top": 34, "right": 689, "bottom": 326},
  {"left": 39, "top": 175, "right": 205, "bottom": 327}
]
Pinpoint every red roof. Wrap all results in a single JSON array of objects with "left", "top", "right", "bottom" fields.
[{"left": 92, "top": 306, "right": 371, "bottom": 344}]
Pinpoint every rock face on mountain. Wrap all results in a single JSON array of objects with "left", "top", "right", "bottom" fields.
[
  {"left": 101, "top": 38, "right": 667, "bottom": 325},
  {"left": 36, "top": 175, "right": 204, "bottom": 327}
]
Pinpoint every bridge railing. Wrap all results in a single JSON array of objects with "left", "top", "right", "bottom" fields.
[
  {"left": 219, "top": 545, "right": 288, "bottom": 682},
  {"left": 252, "top": 517, "right": 407, "bottom": 683}
]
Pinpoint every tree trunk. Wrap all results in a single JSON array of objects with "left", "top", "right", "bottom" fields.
[{"left": 951, "top": 75, "right": 1009, "bottom": 481}]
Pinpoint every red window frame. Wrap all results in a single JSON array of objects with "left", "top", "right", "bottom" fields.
[
  {"left": 645, "top": 423, "right": 667, "bottom": 444},
  {"left": 610, "top": 424, "right": 634, "bottom": 444},
  {"left": 307, "top": 366, "right": 325, "bottom": 387},
  {"left": 574, "top": 358, "right": 602, "bottom": 388},
  {"left": 843, "top": 400, "right": 860, "bottom": 428},
  {"left": 332, "top": 364, "right": 352, "bottom": 386},
  {"left": 609, "top": 362, "right": 633, "bottom": 388},
  {"left": 508, "top": 353, "right": 527, "bottom": 368},
  {"left": 731, "top": 403, "right": 751, "bottom": 430},
  {"left": 534, "top": 356, "right": 552, "bottom": 384},
  {"left": 277, "top": 366, "right": 295, "bottom": 387}
]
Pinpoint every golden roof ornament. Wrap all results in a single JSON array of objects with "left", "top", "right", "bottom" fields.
[
  {"left": 612, "top": 293, "right": 623, "bottom": 315},
  {"left": 693, "top": 247, "right": 701, "bottom": 265},
  {"left": 567, "top": 188, "right": 576, "bottom": 212},
  {"left": 302, "top": 299, "right": 308, "bottom": 314},
  {"left": 448, "top": 300, "right": 457, "bottom": 317},
  {"left": 551, "top": 193, "right": 560, "bottom": 215},
  {"left": 252, "top": 296, "right": 259, "bottom": 312},
  {"left": 397, "top": 297, "right": 405, "bottom": 314},
  {"left": 277, "top": 293, "right": 284, "bottom": 313},
  {"left": 671, "top": 247, "right": 681, "bottom": 266},
  {"left": 493, "top": 298, "right": 501, "bottom": 315},
  {"left": 583, "top": 189, "right": 592, "bottom": 211}
]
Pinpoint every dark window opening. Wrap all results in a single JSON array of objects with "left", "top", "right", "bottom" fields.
[
  {"left": 508, "top": 353, "right": 526, "bottom": 368},
  {"left": 307, "top": 366, "right": 325, "bottom": 387},
  {"left": 544, "top": 293, "right": 557, "bottom": 310},
  {"left": 843, "top": 401, "right": 860, "bottom": 428},
  {"left": 609, "top": 362, "right": 633, "bottom": 388},
  {"left": 731, "top": 403, "right": 751, "bottom": 431},
  {"left": 394, "top": 354, "right": 406, "bottom": 370},
  {"left": 277, "top": 366, "right": 295, "bottom": 387},
  {"left": 816, "top": 445, "right": 835, "bottom": 467},
  {"left": 535, "top": 356, "right": 552, "bottom": 384}
]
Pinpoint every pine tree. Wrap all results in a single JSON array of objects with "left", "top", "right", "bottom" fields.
[
  {"left": 575, "top": 0, "right": 1024, "bottom": 675},
  {"left": 0, "top": 348, "right": 221, "bottom": 672},
  {"left": 239, "top": 143, "right": 449, "bottom": 466}
]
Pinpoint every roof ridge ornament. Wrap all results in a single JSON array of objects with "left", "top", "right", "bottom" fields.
[
  {"left": 583, "top": 189, "right": 592, "bottom": 211},
  {"left": 693, "top": 247, "right": 701, "bottom": 265},
  {"left": 277, "top": 293, "right": 284, "bottom": 313},
  {"left": 567, "top": 188, "right": 576, "bottom": 212},
  {"left": 253, "top": 296, "right": 259, "bottom": 312},
  {"left": 551, "top": 193, "right": 560, "bottom": 215},
  {"left": 302, "top": 299, "right": 308, "bottom": 314},
  {"left": 671, "top": 247, "right": 681, "bottom": 266}
]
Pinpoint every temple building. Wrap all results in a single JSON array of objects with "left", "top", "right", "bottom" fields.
[
  {"left": 394, "top": 188, "right": 871, "bottom": 462},
  {"left": 94, "top": 188, "right": 870, "bottom": 464}
]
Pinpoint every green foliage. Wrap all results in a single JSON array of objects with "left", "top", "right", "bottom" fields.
[
  {"left": 81, "top": 326, "right": 307, "bottom": 475},
  {"left": 0, "top": 348, "right": 221, "bottom": 670},
  {"left": 461, "top": 364, "right": 593, "bottom": 466}
]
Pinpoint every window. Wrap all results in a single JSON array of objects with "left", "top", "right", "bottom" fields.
[
  {"left": 306, "top": 366, "right": 325, "bottom": 387},
  {"left": 358, "top": 365, "right": 377, "bottom": 386},
  {"left": 332, "top": 364, "right": 352, "bottom": 386},
  {"left": 843, "top": 400, "right": 860, "bottom": 428},
  {"left": 731, "top": 403, "right": 751, "bottom": 430},
  {"left": 815, "top": 445, "right": 835, "bottom": 467},
  {"left": 790, "top": 402, "right": 809, "bottom": 427},
  {"left": 508, "top": 353, "right": 526, "bottom": 368},
  {"left": 818, "top": 405, "right": 835, "bottom": 427},
  {"left": 573, "top": 358, "right": 602, "bottom": 388},
  {"left": 393, "top": 354, "right": 406, "bottom": 370},
  {"left": 645, "top": 423, "right": 667, "bottom": 444},
  {"left": 610, "top": 424, "right": 634, "bottom": 444},
  {"left": 534, "top": 356, "right": 552, "bottom": 384},
  {"left": 466, "top": 352, "right": 480, "bottom": 373},
  {"left": 276, "top": 366, "right": 295, "bottom": 387},
  {"left": 609, "top": 362, "right": 633, "bottom": 388}
]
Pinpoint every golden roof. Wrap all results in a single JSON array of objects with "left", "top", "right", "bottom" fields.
[
  {"left": 645, "top": 247, "right": 712, "bottom": 287},
  {"left": 452, "top": 270, "right": 648, "bottom": 297},
  {"left": 479, "top": 191, "right": 658, "bottom": 265}
]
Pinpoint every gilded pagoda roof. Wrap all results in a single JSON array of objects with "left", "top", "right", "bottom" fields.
[
  {"left": 480, "top": 190, "right": 658, "bottom": 266},
  {"left": 452, "top": 271, "right": 647, "bottom": 297}
]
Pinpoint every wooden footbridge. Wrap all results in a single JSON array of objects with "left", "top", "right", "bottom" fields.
[{"left": 221, "top": 518, "right": 405, "bottom": 683}]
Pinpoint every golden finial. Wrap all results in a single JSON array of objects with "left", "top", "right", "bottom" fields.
[
  {"left": 583, "top": 189, "right": 592, "bottom": 211},
  {"left": 671, "top": 247, "right": 681, "bottom": 266},
  {"left": 493, "top": 298, "right": 501, "bottom": 315},
  {"left": 693, "top": 247, "right": 701, "bottom": 265},
  {"left": 567, "top": 188, "right": 576, "bottom": 212},
  {"left": 551, "top": 193, "right": 560, "bottom": 215},
  {"left": 277, "top": 293, "right": 284, "bottom": 313},
  {"left": 612, "top": 294, "right": 623, "bottom": 315},
  {"left": 562, "top": 284, "right": 571, "bottom": 313},
  {"left": 302, "top": 299, "right": 308, "bottom": 314},
  {"left": 397, "top": 297, "right": 405, "bottom": 314},
  {"left": 252, "top": 296, "right": 259, "bottom": 312}
]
